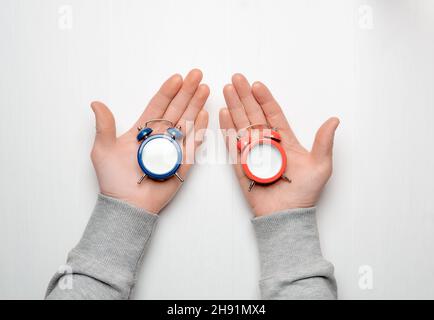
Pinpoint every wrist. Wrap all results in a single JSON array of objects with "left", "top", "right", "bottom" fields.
[
  {"left": 124, "top": 197, "right": 161, "bottom": 215},
  {"left": 252, "top": 201, "right": 316, "bottom": 217},
  {"left": 99, "top": 191, "right": 161, "bottom": 215}
]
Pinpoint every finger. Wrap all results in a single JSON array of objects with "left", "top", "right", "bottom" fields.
[
  {"left": 177, "top": 83, "right": 209, "bottom": 134},
  {"left": 223, "top": 84, "right": 250, "bottom": 130},
  {"left": 163, "top": 69, "right": 203, "bottom": 124},
  {"left": 178, "top": 109, "right": 209, "bottom": 177},
  {"left": 251, "top": 81, "right": 299, "bottom": 144},
  {"left": 91, "top": 101, "right": 116, "bottom": 147},
  {"left": 133, "top": 73, "right": 183, "bottom": 129},
  {"left": 231, "top": 73, "right": 267, "bottom": 125},
  {"left": 311, "top": 117, "right": 340, "bottom": 161},
  {"left": 219, "top": 108, "right": 244, "bottom": 180}
]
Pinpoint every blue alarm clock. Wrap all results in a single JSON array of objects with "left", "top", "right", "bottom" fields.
[{"left": 136, "top": 119, "right": 184, "bottom": 184}]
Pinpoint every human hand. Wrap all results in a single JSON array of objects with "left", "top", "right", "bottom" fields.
[
  {"left": 90, "top": 69, "right": 209, "bottom": 214},
  {"left": 219, "top": 74, "right": 339, "bottom": 217}
]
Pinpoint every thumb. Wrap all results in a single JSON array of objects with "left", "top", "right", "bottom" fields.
[
  {"left": 311, "top": 117, "right": 340, "bottom": 161},
  {"left": 91, "top": 101, "right": 116, "bottom": 147}
]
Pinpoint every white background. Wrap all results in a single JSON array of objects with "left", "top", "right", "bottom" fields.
[{"left": 1, "top": 0, "right": 434, "bottom": 299}]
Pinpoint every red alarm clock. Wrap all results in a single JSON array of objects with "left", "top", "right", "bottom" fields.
[{"left": 237, "top": 124, "right": 291, "bottom": 191}]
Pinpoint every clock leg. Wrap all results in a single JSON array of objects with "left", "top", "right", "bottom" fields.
[
  {"left": 137, "top": 174, "right": 147, "bottom": 184},
  {"left": 248, "top": 180, "right": 255, "bottom": 192},
  {"left": 175, "top": 172, "right": 184, "bottom": 183},
  {"left": 281, "top": 175, "right": 292, "bottom": 183}
]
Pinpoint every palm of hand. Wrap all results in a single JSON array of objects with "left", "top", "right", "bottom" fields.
[
  {"left": 220, "top": 74, "right": 339, "bottom": 217},
  {"left": 92, "top": 133, "right": 184, "bottom": 214},
  {"left": 91, "top": 69, "right": 209, "bottom": 214},
  {"left": 240, "top": 138, "right": 332, "bottom": 216}
]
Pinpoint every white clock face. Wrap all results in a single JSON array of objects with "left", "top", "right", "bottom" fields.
[
  {"left": 246, "top": 143, "right": 283, "bottom": 179},
  {"left": 140, "top": 138, "right": 179, "bottom": 175}
]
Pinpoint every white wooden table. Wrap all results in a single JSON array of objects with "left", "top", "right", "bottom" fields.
[{"left": 1, "top": 0, "right": 433, "bottom": 299}]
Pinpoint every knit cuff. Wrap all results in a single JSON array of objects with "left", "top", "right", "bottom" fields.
[
  {"left": 68, "top": 194, "right": 158, "bottom": 287},
  {"left": 252, "top": 208, "right": 323, "bottom": 279}
]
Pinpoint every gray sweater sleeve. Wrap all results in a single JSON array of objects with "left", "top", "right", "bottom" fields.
[
  {"left": 252, "top": 207, "right": 337, "bottom": 300},
  {"left": 45, "top": 194, "right": 158, "bottom": 300}
]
